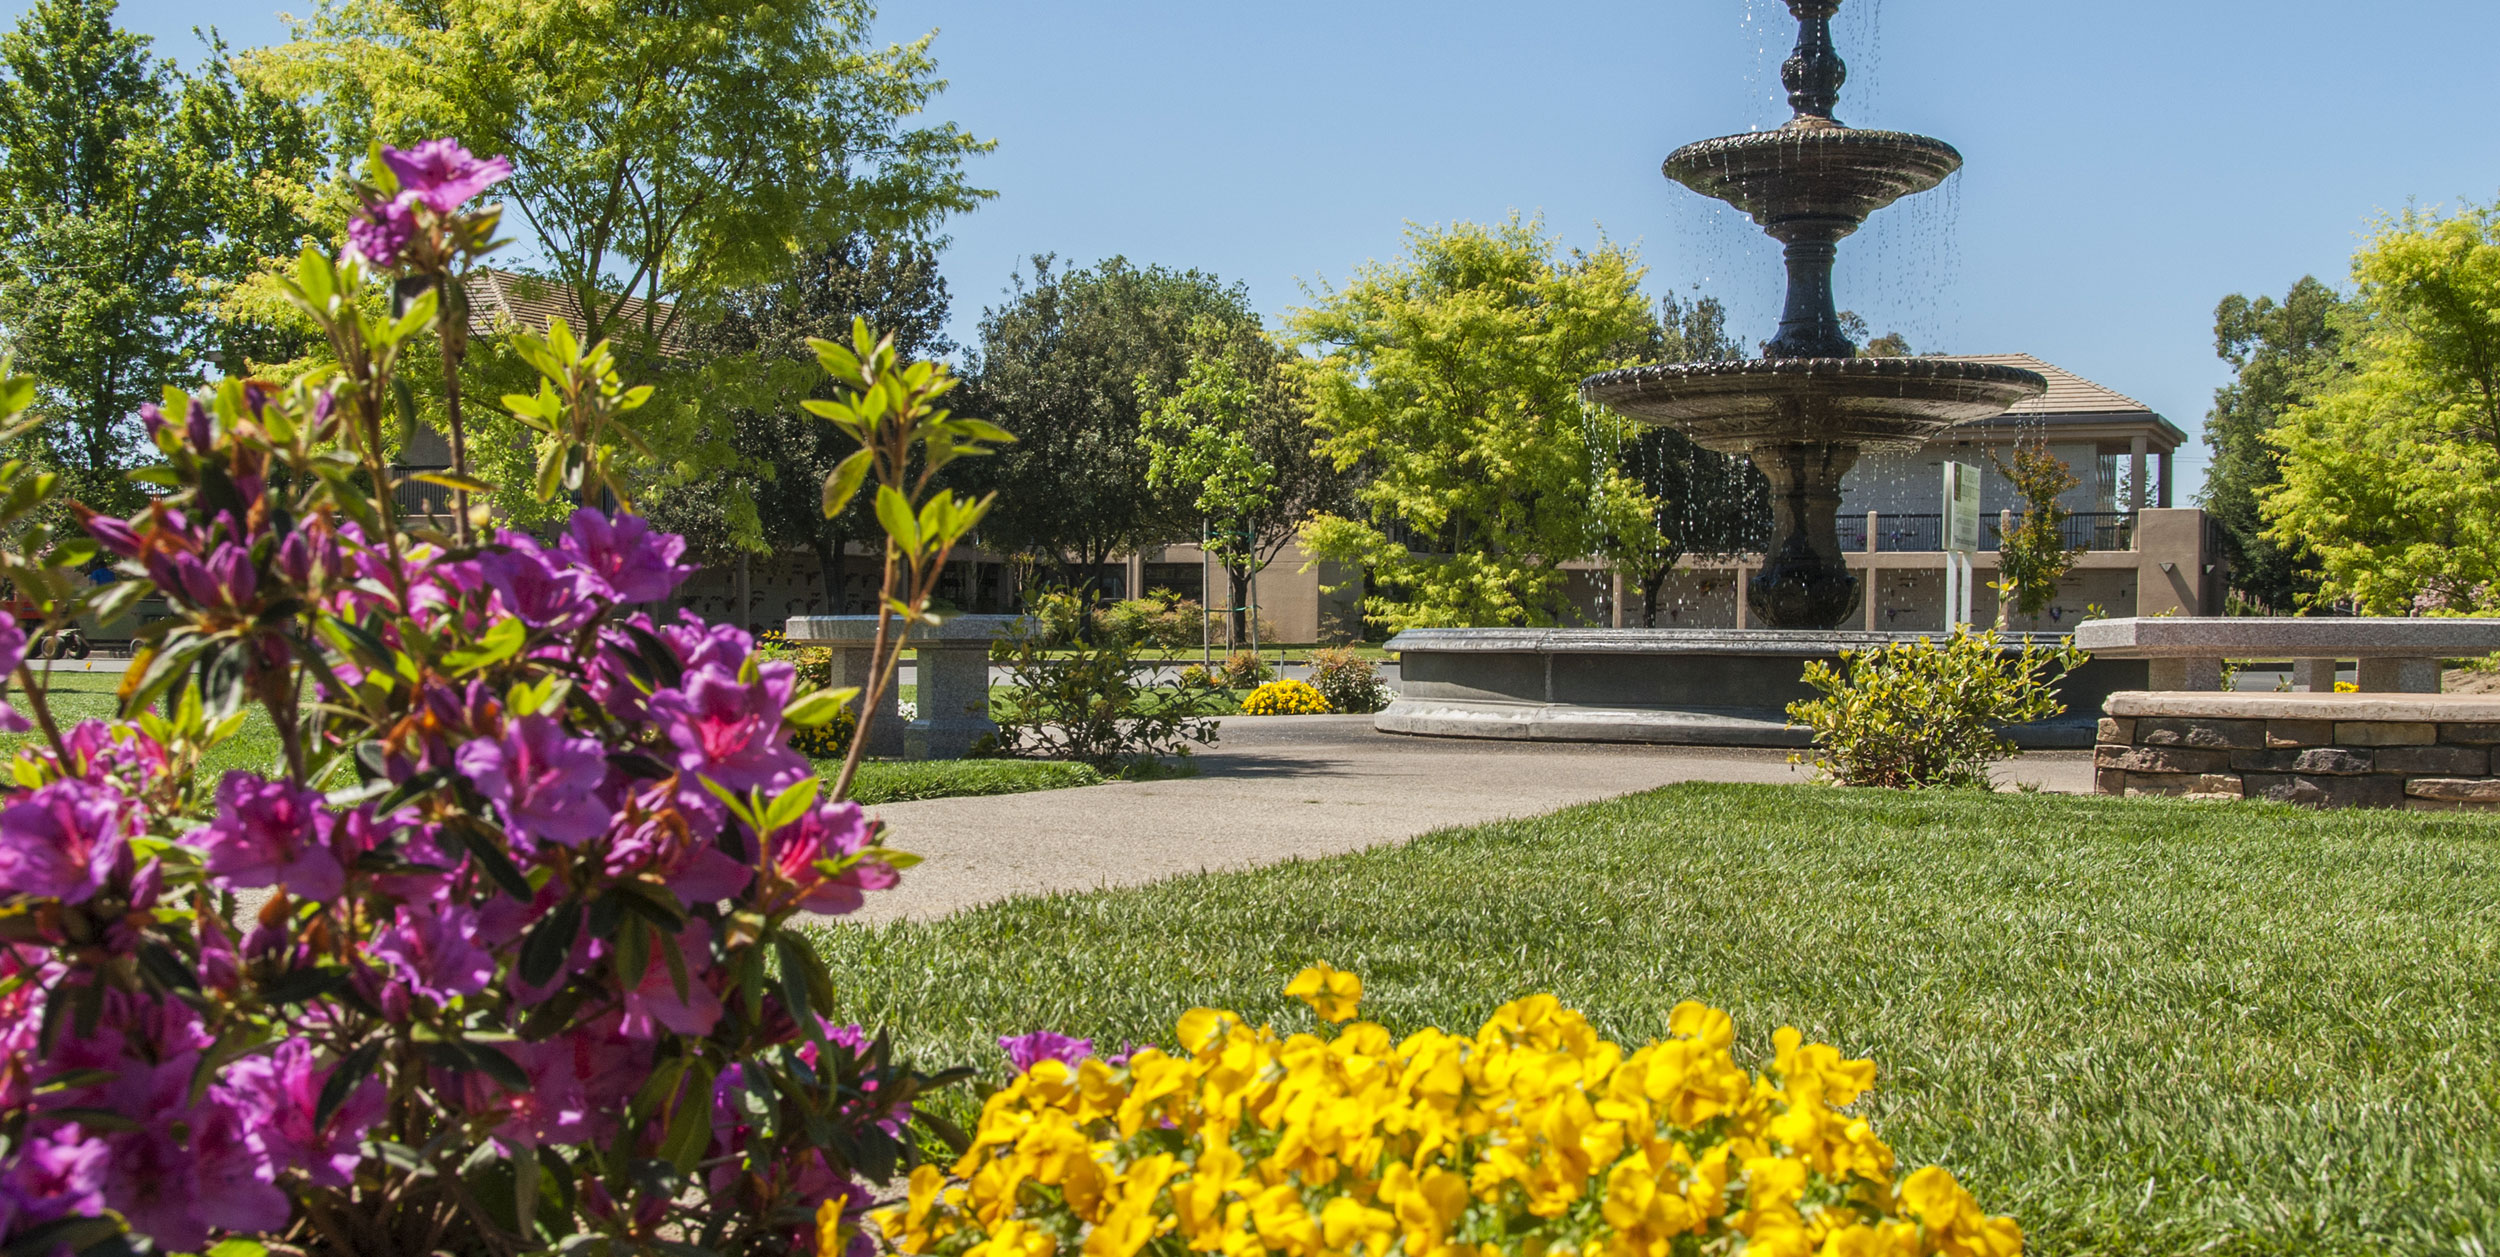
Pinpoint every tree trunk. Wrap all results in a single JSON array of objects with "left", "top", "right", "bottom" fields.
[
  {"left": 1641, "top": 569, "right": 1671, "bottom": 628},
  {"left": 1228, "top": 565, "right": 1253, "bottom": 646}
]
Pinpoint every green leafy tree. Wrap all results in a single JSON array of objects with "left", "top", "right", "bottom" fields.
[
  {"left": 0, "top": 0, "right": 317, "bottom": 513},
  {"left": 1989, "top": 440, "right": 2082, "bottom": 624},
  {"left": 652, "top": 236, "right": 955, "bottom": 605},
  {"left": 245, "top": 0, "right": 989, "bottom": 527},
  {"left": 963, "top": 256, "right": 1259, "bottom": 597},
  {"left": 1603, "top": 292, "right": 1771, "bottom": 626},
  {"left": 2201, "top": 276, "right": 2346, "bottom": 611},
  {"left": 1141, "top": 325, "right": 1348, "bottom": 643},
  {"left": 1290, "top": 217, "right": 1654, "bottom": 630},
  {"left": 2264, "top": 199, "right": 2500, "bottom": 613}
]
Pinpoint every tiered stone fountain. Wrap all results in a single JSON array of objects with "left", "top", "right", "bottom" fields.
[{"left": 1376, "top": 0, "right": 2145, "bottom": 747}]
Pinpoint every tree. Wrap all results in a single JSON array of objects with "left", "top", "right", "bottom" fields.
[
  {"left": 244, "top": 0, "right": 989, "bottom": 531},
  {"left": 1601, "top": 291, "right": 1771, "bottom": 626},
  {"left": 1990, "top": 439, "right": 2082, "bottom": 624},
  {"left": 651, "top": 235, "right": 955, "bottom": 609},
  {"left": 0, "top": 3, "right": 323, "bottom": 516},
  {"left": 2263, "top": 199, "right": 2500, "bottom": 613},
  {"left": 1838, "top": 309, "right": 1912, "bottom": 357},
  {"left": 1289, "top": 217, "right": 1654, "bottom": 630},
  {"left": 2201, "top": 276, "right": 2346, "bottom": 610},
  {"left": 963, "top": 256, "right": 1260, "bottom": 596},
  {"left": 1140, "top": 325, "right": 1349, "bottom": 643}
]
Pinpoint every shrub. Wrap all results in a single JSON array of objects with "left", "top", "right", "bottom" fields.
[
  {"left": 1239, "top": 676, "right": 1332, "bottom": 715},
  {"left": 1306, "top": 645, "right": 1392, "bottom": 713},
  {"left": 1095, "top": 588, "right": 1204, "bottom": 650},
  {"left": 878, "top": 965, "right": 2024, "bottom": 1257},
  {"left": 1787, "top": 627, "right": 2085, "bottom": 789},
  {"left": 1217, "top": 648, "right": 1274, "bottom": 689},
  {"left": 0, "top": 141, "right": 1001, "bottom": 1256},
  {"left": 991, "top": 615, "right": 1226, "bottom": 768}
]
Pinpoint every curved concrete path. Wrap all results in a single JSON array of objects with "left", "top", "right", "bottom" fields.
[{"left": 851, "top": 718, "right": 2092, "bottom": 923}]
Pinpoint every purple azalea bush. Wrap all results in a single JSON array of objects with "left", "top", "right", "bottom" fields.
[{"left": 0, "top": 141, "right": 977, "bottom": 1257}]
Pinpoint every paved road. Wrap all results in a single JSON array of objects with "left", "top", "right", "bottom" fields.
[{"left": 848, "top": 716, "right": 2093, "bottom": 923}]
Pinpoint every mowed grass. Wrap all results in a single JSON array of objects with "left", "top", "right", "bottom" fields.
[
  {"left": 812, "top": 783, "right": 2500, "bottom": 1257},
  {"left": 6, "top": 674, "right": 1104, "bottom": 805}
]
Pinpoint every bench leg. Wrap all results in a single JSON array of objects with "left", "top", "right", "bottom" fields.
[
  {"left": 2147, "top": 657, "right": 2223, "bottom": 691},
  {"left": 2356, "top": 656, "right": 2441, "bottom": 694},
  {"left": 2291, "top": 657, "right": 2339, "bottom": 692}
]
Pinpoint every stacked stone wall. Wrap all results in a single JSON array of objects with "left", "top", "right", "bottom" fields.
[{"left": 2095, "top": 713, "right": 2500, "bottom": 811}]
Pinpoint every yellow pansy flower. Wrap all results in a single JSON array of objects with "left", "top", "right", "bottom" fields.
[{"left": 1285, "top": 962, "right": 1363, "bottom": 1023}]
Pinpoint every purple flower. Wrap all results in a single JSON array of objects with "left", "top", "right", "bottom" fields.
[
  {"left": 999, "top": 1031, "right": 1093, "bottom": 1074},
  {"left": 480, "top": 535, "right": 599, "bottom": 632},
  {"left": 371, "top": 902, "right": 496, "bottom": 1005},
  {"left": 381, "top": 138, "right": 513, "bottom": 215},
  {"left": 0, "top": 779, "right": 132, "bottom": 902},
  {"left": 769, "top": 799, "right": 896, "bottom": 916},
  {"left": 454, "top": 714, "right": 612, "bottom": 848},
  {"left": 619, "top": 920, "right": 722, "bottom": 1040},
  {"left": 195, "top": 772, "right": 342, "bottom": 901},
  {"left": 650, "top": 662, "right": 808, "bottom": 824},
  {"left": 560, "top": 510, "right": 693, "bottom": 605},
  {"left": 224, "top": 1039, "right": 386, "bottom": 1190},
  {"left": 346, "top": 195, "right": 416, "bottom": 267},
  {"left": 0, "top": 1123, "right": 107, "bottom": 1236}
]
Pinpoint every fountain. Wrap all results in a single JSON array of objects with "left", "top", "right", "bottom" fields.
[
  {"left": 1581, "top": 0, "right": 2044, "bottom": 628},
  {"left": 1374, "top": 0, "right": 2142, "bottom": 748}
]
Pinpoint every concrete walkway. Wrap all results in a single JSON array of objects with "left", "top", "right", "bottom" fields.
[{"left": 852, "top": 717, "right": 2093, "bottom": 923}]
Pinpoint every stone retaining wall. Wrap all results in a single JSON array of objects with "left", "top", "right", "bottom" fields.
[{"left": 2094, "top": 691, "right": 2500, "bottom": 811}]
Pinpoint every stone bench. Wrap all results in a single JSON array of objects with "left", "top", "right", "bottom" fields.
[
  {"left": 2095, "top": 691, "right": 2500, "bottom": 810},
  {"left": 783, "top": 614, "right": 1018, "bottom": 759},
  {"left": 2073, "top": 616, "right": 2500, "bottom": 693}
]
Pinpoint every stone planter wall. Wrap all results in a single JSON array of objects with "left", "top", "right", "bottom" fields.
[{"left": 2094, "top": 692, "right": 2500, "bottom": 811}]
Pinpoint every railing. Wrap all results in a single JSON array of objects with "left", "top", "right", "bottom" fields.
[
  {"left": 1838, "top": 510, "right": 2136, "bottom": 554},
  {"left": 391, "top": 465, "right": 455, "bottom": 518}
]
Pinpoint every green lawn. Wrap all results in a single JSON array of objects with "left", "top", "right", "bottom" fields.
[
  {"left": 5, "top": 674, "right": 1105, "bottom": 806},
  {"left": 813, "top": 783, "right": 2500, "bottom": 1257}
]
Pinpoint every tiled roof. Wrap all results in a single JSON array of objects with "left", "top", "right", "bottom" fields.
[
  {"left": 1946, "top": 352, "right": 2153, "bottom": 417},
  {"left": 466, "top": 268, "right": 687, "bottom": 357}
]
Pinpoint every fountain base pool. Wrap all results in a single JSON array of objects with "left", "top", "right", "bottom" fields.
[{"left": 1378, "top": 628, "right": 2148, "bottom": 749}]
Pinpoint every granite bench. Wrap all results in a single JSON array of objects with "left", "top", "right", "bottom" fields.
[
  {"left": 2072, "top": 617, "right": 2500, "bottom": 693},
  {"left": 783, "top": 614, "right": 1017, "bottom": 759}
]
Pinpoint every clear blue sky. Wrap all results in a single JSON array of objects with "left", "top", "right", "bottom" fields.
[{"left": 35, "top": 0, "right": 2500, "bottom": 496}]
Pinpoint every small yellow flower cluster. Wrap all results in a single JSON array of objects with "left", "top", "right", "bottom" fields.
[
  {"left": 875, "top": 966, "right": 2020, "bottom": 1257},
  {"left": 791, "top": 702, "right": 857, "bottom": 759},
  {"left": 1241, "top": 679, "right": 1332, "bottom": 716}
]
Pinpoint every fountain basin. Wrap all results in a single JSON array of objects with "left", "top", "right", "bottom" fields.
[
  {"left": 1378, "top": 628, "right": 2146, "bottom": 748},
  {"left": 1580, "top": 357, "right": 2047, "bottom": 453}
]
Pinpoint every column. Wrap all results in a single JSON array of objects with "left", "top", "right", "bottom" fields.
[
  {"left": 2157, "top": 450, "right": 2173, "bottom": 509},
  {"left": 2129, "top": 436, "right": 2150, "bottom": 513}
]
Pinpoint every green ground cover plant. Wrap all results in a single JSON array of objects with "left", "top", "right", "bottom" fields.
[{"left": 813, "top": 783, "right": 2500, "bottom": 1257}]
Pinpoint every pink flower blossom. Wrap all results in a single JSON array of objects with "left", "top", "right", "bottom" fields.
[
  {"left": 767, "top": 799, "right": 896, "bottom": 916},
  {"left": 0, "top": 779, "right": 132, "bottom": 902},
  {"left": 619, "top": 920, "right": 722, "bottom": 1040},
  {"left": 381, "top": 138, "right": 513, "bottom": 215},
  {"left": 224, "top": 1039, "right": 386, "bottom": 1190},
  {"left": 561, "top": 510, "right": 693, "bottom": 605},
  {"left": 651, "top": 662, "right": 808, "bottom": 825},
  {"left": 454, "top": 714, "right": 612, "bottom": 848},
  {"left": 999, "top": 1031, "right": 1093, "bottom": 1074},
  {"left": 0, "top": 1123, "right": 106, "bottom": 1237},
  {"left": 195, "top": 772, "right": 342, "bottom": 901},
  {"left": 346, "top": 195, "right": 416, "bottom": 267},
  {"left": 480, "top": 534, "right": 600, "bottom": 632},
  {"left": 370, "top": 902, "right": 495, "bottom": 1006}
]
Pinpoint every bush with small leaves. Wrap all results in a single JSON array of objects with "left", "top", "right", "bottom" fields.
[
  {"left": 1306, "top": 646, "right": 1392, "bottom": 713},
  {"left": 1787, "top": 627, "right": 2085, "bottom": 789}
]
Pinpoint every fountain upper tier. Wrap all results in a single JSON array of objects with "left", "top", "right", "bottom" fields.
[{"left": 1664, "top": 121, "right": 1961, "bottom": 244}]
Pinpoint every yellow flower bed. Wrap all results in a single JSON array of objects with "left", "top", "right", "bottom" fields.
[
  {"left": 873, "top": 966, "right": 2021, "bottom": 1257},
  {"left": 1241, "top": 678, "right": 1333, "bottom": 716}
]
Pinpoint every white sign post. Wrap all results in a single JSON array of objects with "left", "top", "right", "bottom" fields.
[{"left": 1943, "top": 461, "right": 1982, "bottom": 629}]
